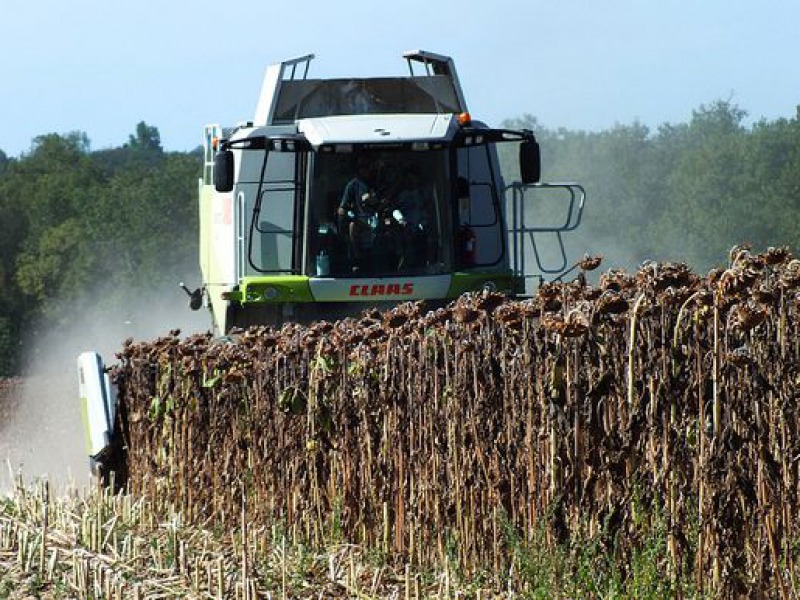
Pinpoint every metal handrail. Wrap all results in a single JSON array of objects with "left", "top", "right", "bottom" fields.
[{"left": 505, "top": 181, "right": 587, "bottom": 276}]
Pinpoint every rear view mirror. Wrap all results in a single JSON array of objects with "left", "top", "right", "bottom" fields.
[
  {"left": 213, "top": 150, "right": 235, "bottom": 192},
  {"left": 519, "top": 138, "right": 541, "bottom": 184}
]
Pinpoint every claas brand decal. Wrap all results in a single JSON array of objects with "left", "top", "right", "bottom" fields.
[{"left": 349, "top": 282, "right": 414, "bottom": 297}]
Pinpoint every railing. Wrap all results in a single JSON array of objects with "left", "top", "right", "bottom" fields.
[{"left": 505, "top": 181, "right": 587, "bottom": 280}]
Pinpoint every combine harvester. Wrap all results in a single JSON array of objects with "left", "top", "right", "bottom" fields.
[
  {"left": 184, "top": 50, "right": 586, "bottom": 332},
  {"left": 81, "top": 50, "right": 587, "bottom": 473}
]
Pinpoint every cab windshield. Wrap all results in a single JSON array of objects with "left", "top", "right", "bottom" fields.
[{"left": 306, "top": 150, "right": 453, "bottom": 277}]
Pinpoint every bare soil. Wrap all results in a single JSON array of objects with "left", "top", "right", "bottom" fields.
[{"left": 0, "top": 376, "right": 89, "bottom": 492}]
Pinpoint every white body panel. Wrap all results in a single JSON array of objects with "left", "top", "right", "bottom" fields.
[
  {"left": 211, "top": 193, "right": 236, "bottom": 283},
  {"left": 253, "top": 54, "right": 315, "bottom": 126},
  {"left": 254, "top": 62, "right": 285, "bottom": 127},
  {"left": 77, "top": 351, "right": 116, "bottom": 458},
  {"left": 299, "top": 114, "right": 456, "bottom": 146}
]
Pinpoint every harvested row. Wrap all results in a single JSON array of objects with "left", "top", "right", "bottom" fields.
[
  {"left": 0, "top": 377, "right": 22, "bottom": 433},
  {"left": 115, "top": 246, "right": 800, "bottom": 595},
  {"left": 0, "top": 477, "right": 439, "bottom": 598}
]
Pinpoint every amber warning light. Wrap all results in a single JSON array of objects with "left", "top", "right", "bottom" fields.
[{"left": 457, "top": 112, "right": 472, "bottom": 126}]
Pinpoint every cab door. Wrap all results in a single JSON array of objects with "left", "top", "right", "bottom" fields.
[
  {"left": 455, "top": 145, "right": 506, "bottom": 270},
  {"left": 237, "top": 147, "right": 306, "bottom": 277}
]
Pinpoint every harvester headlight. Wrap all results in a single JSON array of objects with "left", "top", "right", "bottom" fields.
[{"left": 263, "top": 287, "right": 279, "bottom": 300}]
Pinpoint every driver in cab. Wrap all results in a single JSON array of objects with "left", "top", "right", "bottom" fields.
[{"left": 337, "top": 157, "right": 381, "bottom": 270}]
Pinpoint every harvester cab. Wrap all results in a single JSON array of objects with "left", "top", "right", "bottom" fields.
[{"left": 194, "top": 50, "right": 586, "bottom": 333}]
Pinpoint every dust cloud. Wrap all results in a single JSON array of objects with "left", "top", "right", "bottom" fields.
[{"left": 0, "top": 285, "right": 210, "bottom": 493}]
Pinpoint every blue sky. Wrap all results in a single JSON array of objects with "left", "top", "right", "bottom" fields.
[{"left": 1, "top": 0, "right": 798, "bottom": 157}]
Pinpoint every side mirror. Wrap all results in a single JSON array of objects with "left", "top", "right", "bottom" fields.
[
  {"left": 213, "top": 150, "right": 235, "bottom": 192},
  {"left": 519, "top": 138, "right": 541, "bottom": 184}
]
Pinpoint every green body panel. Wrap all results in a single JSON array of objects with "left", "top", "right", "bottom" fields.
[
  {"left": 230, "top": 271, "right": 524, "bottom": 307},
  {"left": 239, "top": 276, "right": 314, "bottom": 304},
  {"left": 445, "top": 271, "right": 523, "bottom": 298},
  {"left": 79, "top": 396, "right": 92, "bottom": 455},
  {"left": 236, "top": 272, "right": 522, "bottom": 306}
]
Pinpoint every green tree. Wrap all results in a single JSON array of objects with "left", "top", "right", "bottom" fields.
[
  {"left": 126, "top": 121, "right": 162, "bottom": 152},
  {"left": 12, "top": 132, "right": 99, "bottom": 315},
  {"left": 11, "top": 126, "right": 199, "bottom": 332},
  {"left": 657, "top": 100, "right": 750, "bottom": 268},
  {"left": 502, "top": 98, "right": 800, "bottom": 273},
  {"left": 0, "top": 153, "right": 27, "bottom": 374}
]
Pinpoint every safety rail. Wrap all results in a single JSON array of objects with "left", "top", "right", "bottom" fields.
[
  {"left": 277, "top": 54, "right": 315, "bottom": 81},
  {"left": 505, "top": 181, "right": 586, "bottom": 278}
]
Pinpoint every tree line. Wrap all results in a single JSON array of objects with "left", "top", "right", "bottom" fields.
[
  {"left": 1, "top": 102, "right": 799, "bottom": 375},
  {"left": 506, "top": 99, "right": 800, "bottom": 272},
  {"left": 0, "top": 123, "right": 200, "bottom": 374}
]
